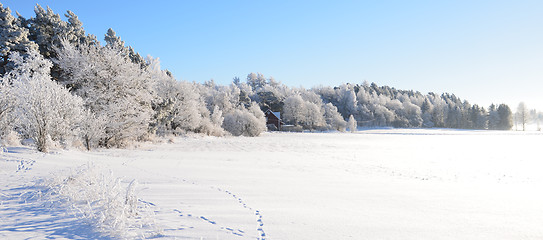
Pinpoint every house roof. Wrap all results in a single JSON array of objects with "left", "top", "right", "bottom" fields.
[{"left": 265, "top": 109, "right": 281, "bottom": 120}]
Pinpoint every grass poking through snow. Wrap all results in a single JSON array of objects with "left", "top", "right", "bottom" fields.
[{"left": 31, "top": 163, "right": 163, "bottom": 239}]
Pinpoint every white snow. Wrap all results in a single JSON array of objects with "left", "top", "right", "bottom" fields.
[{"left": 1, "top": 129, "right": 543, "bottom": 239}]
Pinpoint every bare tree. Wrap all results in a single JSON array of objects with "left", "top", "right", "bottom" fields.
[{"left": 516, "top": 102, "right": 529, "bottom": 131}]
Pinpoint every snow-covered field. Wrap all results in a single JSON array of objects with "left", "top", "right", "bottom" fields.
[{"left": 1, "top": 129, "right": 543, "bottom": 239}]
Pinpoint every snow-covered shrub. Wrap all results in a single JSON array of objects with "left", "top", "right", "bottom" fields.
[
  {"left": 0, "top": 131, "right": 20, "bottom": 146},
  {"left": 40, "top": 164, "right": 161, "bottom": 238},
  {"left": 222, "top": 106, "right": 266, "bottom": 137},
  {"left": 347, "top": 115, "right": 357, "bottom": 132},
  {"left": 5, "top": 50, "right": 84, "bottom": 152},
  {"left": 198, "top": 105, "right": 225, "bottom": 137}
]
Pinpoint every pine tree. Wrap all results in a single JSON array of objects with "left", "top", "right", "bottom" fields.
[
  {"left": 488, "top": 104, "right": 500, "bottom": 130},
  {"left": 104, "top": 28, "right": 124, "bottom": 49},
  {"left": 28, "top": 5, "right": 65, "bottom": 58},
  {"left": 104, "top": 28, "right": 145, "bottom": 67},
  {"left": 497, "top": 104, "right": 513, "bottom": 130},
  {"left": 0, "top": 3, "right": 38, "bottom": 76}
]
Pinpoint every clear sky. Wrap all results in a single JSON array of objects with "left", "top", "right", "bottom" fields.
[{"left": 3, "top": 0, "right": 543, "bottom": 110}]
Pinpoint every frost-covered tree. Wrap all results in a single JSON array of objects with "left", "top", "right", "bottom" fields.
[
  {"left": 516, "top": 102, "right": 529, "bottom": 131},
  {"left": 347, "top": 115, "right": 357, "bottom": 132},
  {"left": 79, "top": 109, "right": 106, "bottom": 150},
  {"left": 0, "top": 3, "right": 38, "bottom": 76},
  {"left": 282, "top": 95, "right": 305, "bottom": 126},
  {"left": 402, "top": 101, "right": 423, "bottom": 127},
  {"left": 146, "top": 56, "right": 222, "bottom": 136},
  {"left": 469, "top": 105, "right": 487, "bottom": 129},
  {"left": 303, "top": 101, "right": 326, "bottom": 129},
  {"left": 104, "top": 28, "right": 124, "bottom": 49},
  {"left": 55, "top": 39, "right": 153, "bottom": 147},
  {"left": 497, "top": 104, "right": 513, "bottom": 130},
  {"left": 488, "top": 104, "right": 500, "bottom": 130},
  {"left": 27, "top": 5, "right": 94, "bottom": 58},
  {"left": 200, "top": 83, "right": 241, "bottom": 114},
  {"left": 28, "top": 5, "right": 68, "bottom": 58},
  {"left": 246, "top": 72, "right": 267, "bottom": 91},
  {"left": 103, "top": 28, "right": 145, "bottom": 67},
  {"left": 421, "top": 98, "right": 434, "bottom": 128},
  {"left": 210, "top": 105, "right": 224, "bottom": 128},
  {"left": 0, "top": 78, "right": 14, "bottom": 137},
  {"left": 5, "top": 50, "right": 83, "bottom": 152},
  {"left": 323, "top": 103, "right": 346, "bottom": 131},
  {"left": 337, "top": 86, "right": 358, "bottom": 119},
  {"left": 23, "top": 5, "right": 97, "bottom": 82},
  {"left": 169, "top": 82, "right": 209, "bottom": 133},
  {"left": 282, "top": 93, "right": 326, "bottom": 130}
]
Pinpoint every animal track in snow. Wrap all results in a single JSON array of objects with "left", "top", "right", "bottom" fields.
[
  {"left": 212, "top": 186, "right": 267, "bottom": 239},
  {"left": 173, "top": 208, "right": 246, "bottom": 237},
  {"left": 127, "top": 165, "right": 262, "bottom": 238},
  {"left": 16, "top": 159, "right": 35, "bottom": 173}
]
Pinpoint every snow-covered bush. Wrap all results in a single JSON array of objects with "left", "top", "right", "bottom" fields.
[
  {"left": 198, "top": 105, "right": 225, "bottom": 136},
  {"left": 40, "top": 164, "right": 161, "bottom": 238},
  {"left": 4, "top": 49, "right": 84, "bottom": 152},
  {"left": 222, "top": 105, "right": 266, "bottom": 137},
  {"left": 347, "top": 115, "right": 357, "bottom": 132},
  {"left": 0, "top": 131, "right": 20, "bottom": 146}
]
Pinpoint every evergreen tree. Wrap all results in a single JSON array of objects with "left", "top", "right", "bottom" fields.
[
  {"left": 0, "top": 3, "right": 38, "bottom": 76},
  {"left": 488, "top": 104, "right": 500, "bottom": 130},
  {"left": 104, "top": 28, "right": 145, "bottom": 67},
  {"left": 497, "top": 104, "right": 513, "bottom": 130}
]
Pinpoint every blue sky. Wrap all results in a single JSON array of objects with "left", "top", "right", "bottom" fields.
[{"left": 3, "top": 0, "right": 543, "bottom": 109}]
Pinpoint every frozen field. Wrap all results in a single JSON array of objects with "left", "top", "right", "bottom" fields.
[{"left": 1, "top": 129, "right": 543, "bottom": 239}]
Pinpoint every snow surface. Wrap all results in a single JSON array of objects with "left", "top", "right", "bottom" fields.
[{"left": 1, "top": 129, "right": 543, "bottom": 239}]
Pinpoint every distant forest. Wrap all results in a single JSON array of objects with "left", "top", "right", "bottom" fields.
[{"left": 0, "top": 4, "right": 514, "bottom": 152}]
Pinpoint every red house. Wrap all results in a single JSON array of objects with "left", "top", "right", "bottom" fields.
[{"left": 264, "top": 109, "right": 282, "bottom": 131}]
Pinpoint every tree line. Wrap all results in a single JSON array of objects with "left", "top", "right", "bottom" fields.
[{"left": 0, "top": 4, "right": 514, "bottom": 152}]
